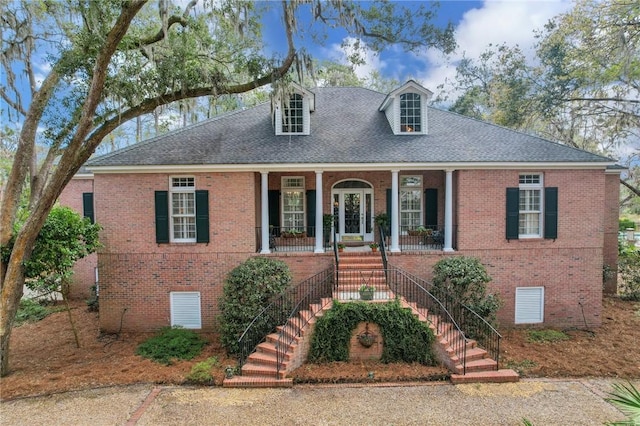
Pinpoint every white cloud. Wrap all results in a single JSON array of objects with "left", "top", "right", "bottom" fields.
[
  {"left": 418, "top": 0, "right": 572, "bottom": 99},
  {"left": 327, "top": 37, "right": 386, "bottom": 82}
]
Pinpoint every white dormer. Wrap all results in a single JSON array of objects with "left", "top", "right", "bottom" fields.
[
  {"left": 273, "top": 83, "right": 315, "bottom": 136},
  {"left": 379, "top": 80, "right": 433, "bottom": 135}
]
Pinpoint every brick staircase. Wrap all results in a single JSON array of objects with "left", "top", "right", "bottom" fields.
[{"left": 224, "top": 252, "right": 518, "bottom": 387}]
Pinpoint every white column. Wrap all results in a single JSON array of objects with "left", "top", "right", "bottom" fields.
[
  {"left": 444, "top": 169, "right": 454, "bottom": 252},
  {"left": 390, "top": 170, "right": 400, "bottom": 252},
  {"left": 314, "top": 171, "right": 324, "bottom": 253},
  {"left": 260, "top": 171, "right": 270, "bottom": 254}
]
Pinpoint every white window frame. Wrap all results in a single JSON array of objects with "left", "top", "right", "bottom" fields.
[
  {"left": 170, "top": 291, "right": 202, "bottom": 329},
  {"left": 518, "top": 173, "right": 543, "bottom": 238},
  {"left": 400, "top": 175, "right": 422, "bottom": 232},
  {"left": 282, "top": 93, "right": 304, "bottom": 134},
  {"left": 282, "top": 176, "right": 306, "bottom": 232},
  {"left": 400, "top": 92, "right": 422, "bottom": 133},
  {"left": 170, "top": 176, "right": 196, "bottom": 243},
  {"left": 515, "top": 287, "right": 545, "bottom": 324}
]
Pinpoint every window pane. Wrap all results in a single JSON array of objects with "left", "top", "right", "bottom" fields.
[
  {"left": 400, "top": 93, "right": 421, "bottom": 132},
  {"left": 283, "top": 94, "right": 303, "bottom": 133}
]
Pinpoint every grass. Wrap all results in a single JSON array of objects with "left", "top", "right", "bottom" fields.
[
  {"left": 136, "top": 327, "right": 207, "bottom": 365},
  {"left": 14, "top": 299, "right": 62, "bottom": 326},
  {"left": 505, "top": 359, "right": 537, "bottom": 374}
]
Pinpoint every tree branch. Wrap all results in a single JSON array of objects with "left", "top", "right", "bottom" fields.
[{"left": 621, "top": 178, "right": 640, "bottom": 198}]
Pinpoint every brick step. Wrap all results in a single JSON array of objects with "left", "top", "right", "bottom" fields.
[
  {"left": 450, "top": 369, "right": 520, "bottom": 384},
  {"left": 265, "top": 332, "right": 299, "bottom": 348},
  {"left": 223, "top": 376, "right": 293, "bottom": 388},
  {"left": 463, "top": 346, "right": 489, "bottom": 362},
  {"left": 247, "top": 351, "right": 281, "bottom": 367},
  {"left": 241, "top": 363, "right": 287, "bottom": 379},
  {"left": 340, "top": 263, "right": 384, "bottom": 270},
  {"left": 455, "top": 358, "right": 497, "bottom": 374},
  {"left": 256, "top": 342, "right": 293, "bottom": 361}
]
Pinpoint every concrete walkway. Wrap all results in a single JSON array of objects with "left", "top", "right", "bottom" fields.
[{"left": 1, "top": 378, "right": 635, "bottom": 425}]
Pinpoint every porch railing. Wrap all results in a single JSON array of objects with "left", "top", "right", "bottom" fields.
[
  {"left": 236, "top": 267, "right": 335, "bottom": 374},
  {"left": 256, "top": 226, "right": 332, "bottom": 252}
]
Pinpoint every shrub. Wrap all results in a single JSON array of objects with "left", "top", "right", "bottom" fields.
[
  {"left": 527, "top": 329, "right": 570, "bottom": 343},
  {"left": 185, "top": 356, "right": 220, "bottom": 384},
  {"left": 136, "top": 327, "right": 207, "bottom": 365},
  {"left": 308, "top": 300, "right": 435, "bottom": 365},
  {"left": 431, "top": 256, "right": 502, "bottom": 324},
  {"left": 618, "top": 248, "right": 640, "bottom": 301},
  {"left": 219, "top": 257, "right": 292, "bottom": 356},
  {"left": 14, "top": 299, "right": 51, "bottom": 326},
  {"left": 619, "top": 218, "right": 636, "bottom": 232}
]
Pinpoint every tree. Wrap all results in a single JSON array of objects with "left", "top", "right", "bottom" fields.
[
  {"left": 436, "top": 0, "right": 640, "bottom": 198},
  {"left": 0, "top": 0, "right": 455, "bottom": 376},
  {"left": 4, "top": 206, "right": 101, "bottom": 348}
]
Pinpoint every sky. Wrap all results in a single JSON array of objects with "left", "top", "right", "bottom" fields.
[{"left": 261, "top": 0, "right": 572, "bottom": 97}]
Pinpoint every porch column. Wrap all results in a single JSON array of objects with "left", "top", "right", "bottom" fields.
[
  {"left": 444, "top": 169, "right": 454, "bottom": 252},
  {"left": 260, "top": 171, "right": 271, "bottom": 254},
  {"left": 390, "top": 170, "right": 400, "bottom": 252},
  {"left": 314, "top": 171, "right": 324, "bottom": 253}
]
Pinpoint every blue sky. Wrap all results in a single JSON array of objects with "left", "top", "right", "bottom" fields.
[{"left": 260, "top": 0, "right": 572, "bottom": 97}]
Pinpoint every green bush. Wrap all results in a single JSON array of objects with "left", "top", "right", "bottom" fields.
[
  {"left": 14, "top": 298, "right": 52, "bottom": 326},
  {"left": 308, "top": 300, "right": 436, "bottom": 365},
  {"left": 619, "top": 218, "right": 637, "bottom": 232},
  {"left": 431, "top": 256, "right": 502, "bottom": 324},
  {"left": 136, "top": 327, "right": 207, "bottom": 365},
  {"left": 527, "top": 329, "right": 570, "bottom": 343},
  {"left": 618, "top": 248, "right": 640, "bottom": 301},
  {"left": 185, "top": 356, "right": 220, "bottom": 384},
  {"left": 219, "top": 257, "right": 292, "bottom": 356}
]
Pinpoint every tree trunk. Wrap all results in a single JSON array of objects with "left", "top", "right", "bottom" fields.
[{"left": 0, "top": 253, "right": 27, "bottom": 376}]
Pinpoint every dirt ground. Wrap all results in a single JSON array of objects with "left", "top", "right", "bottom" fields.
[{"left": 1, "top": 296, "right": 638, "bottom": 401}]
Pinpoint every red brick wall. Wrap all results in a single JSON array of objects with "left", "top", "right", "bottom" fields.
[
  {"left": 603, "top": 172, "right": 621, "bottom": 293},
  {"left": 93, "top": 168, "right": 611, "bottom": 332},
  {"left": 57, "top": 177, "right": 96, "bottom": 299}
]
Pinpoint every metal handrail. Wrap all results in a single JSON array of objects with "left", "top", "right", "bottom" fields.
[
  {"left": 236, "top": 267, "right": 335, "bottom": 374},
  {"left": 275, "top": 268, "right": 334, "bottom": 375}
]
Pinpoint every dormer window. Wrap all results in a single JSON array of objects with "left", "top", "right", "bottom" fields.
[
  {"left": 400, "top": 93, "right": 421, "bottom": 133},
  {"left": 379, "top": 80, "right": 432, "bottom": 135},
  {"left": 282, "top": 94, "right": 304, "bottom": 133},
  {"left": 273, "top": 84, "right": 314, "bottom": 136}
]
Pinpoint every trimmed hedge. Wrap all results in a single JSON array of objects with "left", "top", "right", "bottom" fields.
[{"left": 308, "top": 300, "right": 435, "bottom": 365}]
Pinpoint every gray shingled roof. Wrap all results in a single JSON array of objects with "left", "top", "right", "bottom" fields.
[{"left": 87, "top": 86, "right": 613, "bottom": 167}]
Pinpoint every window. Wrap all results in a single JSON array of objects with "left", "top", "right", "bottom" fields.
[
  {"left": 518, "top": 174, "right": 542, "bottom": 237},
  {"left": 282, "top": 94, "right": 304, "bottom": 133},
  {"left": 400, "top": 93, "right": 421, "bottom": 133},
  {"left": 515, "top": 287, "right": 544, "bottom": 324},
  {"left": 170, "top": 292, "right": 202, "bottom": 329},
  {"left": 282, "top": 177, "right": 305, "bottom": 231},
  {"left": 506, "top": 175, "right": 557, "bottom": 240},
  {"left": 170, "top": 177, "right": 196, "bottom": 242},
  {"left": 400, "top": 176, "right": 422, "bottom": 231},
  {"left": 155, "top": 180, "right": 209, "bottom": 244}
]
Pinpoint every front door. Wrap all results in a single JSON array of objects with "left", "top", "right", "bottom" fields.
[{"left": 332, "top": 188, "right": 374, "bottom": 242}]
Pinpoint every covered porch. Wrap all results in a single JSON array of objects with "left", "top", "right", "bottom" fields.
[{"left": 254, "top": 168, "right": 458, "bottom": 253}]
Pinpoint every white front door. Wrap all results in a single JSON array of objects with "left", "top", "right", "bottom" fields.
[{"left": 333, "top": 189, "right": 374, "bottom": 242}]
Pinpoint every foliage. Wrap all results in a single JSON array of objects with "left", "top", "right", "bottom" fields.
[
  {"left": 219, "top": 257, "right": 291, "bottom": 356},
  {"left": 605, "top": 381, "right": 640, "bottom": 426},
  {"left": 185, "top": 356, "right": 220, "bottom": 384},
  {"left": 620, "top": 218, "right": 637, "bottom": 231},
  {"left": 136, "top": 327, "right": 207, "bottom": 365},
  {"left": 308, "top": 300, "right": 435, "bottom": 365},
  {"left": 618, "top": 245, "right": 640, "bottom": 301},
  {"left": 13, "top": 299, "right": 54, "bottom": 326},
  {"left": 431, "top": 256, "right": 502, "bottom": 323},
  {"left": 526, "top": 329, "right": 570, "bottom": 343},
  {"left": 505, "top": 359, "right": 537, "bottom": 375}
]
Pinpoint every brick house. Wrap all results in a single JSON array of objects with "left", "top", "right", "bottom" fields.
[{"left": 63, "top": 81, "right": 620, "bottom": 333}]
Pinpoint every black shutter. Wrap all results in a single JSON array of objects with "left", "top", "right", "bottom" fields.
[
  {"left": 506, "top": 187, "right": 519, "bottom": 240},
  {"left": 544, "top": 187, "right": 558, "bottom": 240},
  {"left": 424, "top": 188, "right": 438, "bottom": 228},
  {"left": 306, "top": 190, "right": 316, "bottom": 237},
  {"left": 82, "top": 192, "right": 94, "bottom": 224},
  {"left": 195, "top": 190, "right": 209, "bottom": 243},
  {"left": 155, "top": 191, "right": 169, "bottom": 243},
  {"left": 268, "top": 190, "right": 280, "bottom": 235}
]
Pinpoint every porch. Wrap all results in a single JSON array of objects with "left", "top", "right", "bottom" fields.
[{"left": 256, "top": 225, "right": 454, "bottom": 253}]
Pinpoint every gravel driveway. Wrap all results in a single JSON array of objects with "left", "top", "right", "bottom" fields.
[{"left": 1, "top": 378, "right": 634, "bottom": 425}]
